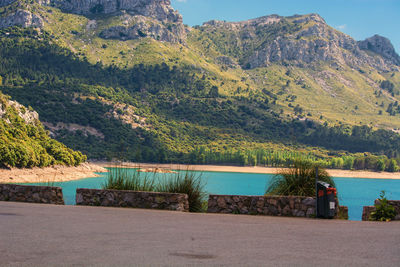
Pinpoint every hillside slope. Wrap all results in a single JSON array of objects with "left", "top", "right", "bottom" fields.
[
  {"left": 0, "top": 0, "right": 400, "bottom": 169},
  {"left": 0, "top": 91, "right": 86, "bottom": 168}
]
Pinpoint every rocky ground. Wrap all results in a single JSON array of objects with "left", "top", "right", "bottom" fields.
[{"left": 0, "top": 162, "right": 107, "bottom": 184}]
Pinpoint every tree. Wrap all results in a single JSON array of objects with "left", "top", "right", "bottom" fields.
[
  {"left": 387, "top": 159, "right": 399, "bottom": 172},
  {"left": 208, "top": 86, "right": 219, "bottom": 98}
]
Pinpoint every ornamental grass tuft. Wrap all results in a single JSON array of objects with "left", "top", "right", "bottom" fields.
[
  {"left": 157, "top": 169, "right": 207, "bottom": 212},
  {"left": 103, "top": 165, "right": 207, "bottom": 212},
  {"left": 102, "top": 167, "right": 156, "bottom": 192},
  {"left": 266, "top": 160, "right": 335, "bottom": 197}
]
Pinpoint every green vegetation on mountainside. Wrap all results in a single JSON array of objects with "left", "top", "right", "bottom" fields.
[
  {"left": 189, "top": 20, "right": 400, "bottom": 129},
  {"left": 1, "top": 27, "right": 400, "bottom": 171},
  {"left": 0, "top": 2, "right": 400, "bottom": 171},
  {"left": 0, "top": 92, "right": 86, "bottom": 168}
]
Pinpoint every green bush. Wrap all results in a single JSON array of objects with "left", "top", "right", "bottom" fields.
[
  {"left": 370, "top": 191, "right": 396, "bottom": 222},
  {"left": 387, "top": 159, "right": 399, "bottom": 172},
  {"left": 266, "top": 160, "right": 335, "bottom": 197},
  {"left": 0, "top": 93, "right": 87, "bottom": 168}
]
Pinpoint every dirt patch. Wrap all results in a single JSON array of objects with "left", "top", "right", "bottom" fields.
[
  {"left": 170, "top": 252, "right": 216, "bottom": 260},
  {"left": 0, "top": 163, "right": 107, "bottom": 184}
]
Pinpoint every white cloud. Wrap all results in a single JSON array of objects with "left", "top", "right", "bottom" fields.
[
  {"left": 336, "top": 24, "right": 347, "bottom": 30},
  {"left": 175, "top": 0, "right": 187, "bottom": 2}
]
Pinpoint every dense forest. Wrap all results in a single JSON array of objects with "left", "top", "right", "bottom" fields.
[
  {"left": 1, "top": 27, "right": 400, "bottom": 171},
  {"left": 0, "top": 92, "right": 86, "bottom": 168}
]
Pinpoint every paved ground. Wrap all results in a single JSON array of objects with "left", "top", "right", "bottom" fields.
[{"left": 1, "top": 202, "right": 399, "bottom": 266}]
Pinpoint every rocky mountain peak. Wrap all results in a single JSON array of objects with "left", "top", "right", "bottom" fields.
[
  {"left": 197, "top": 12, "right": 398, "bottom": 71},
  {"left": 56, "top": 0, "right": 181, "bottom": 23},
  {"left": 290, "top": 13, "right": 326, "bottom": 24},
  {"left": 358, "top": 34, "right": 400, "bottom": 66},
  {"left": 0, "top": 0, "right": 186, "bottom": 43},
  {"left": 56, "top": 0, "right": 186, "bottom": 43},
  {"left": 203, "top": 14, "right": 282, "bottom": 28}
]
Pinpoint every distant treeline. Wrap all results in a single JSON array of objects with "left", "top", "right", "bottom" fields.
[{"left": 185, "top": 147, "right": 400, "bottom": 172}]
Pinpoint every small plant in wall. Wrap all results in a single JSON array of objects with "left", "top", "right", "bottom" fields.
[{"left": 369, "top": 191, "right": 396, "bottom": 222}]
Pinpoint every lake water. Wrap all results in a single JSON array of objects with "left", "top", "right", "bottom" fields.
[{"left": 26, "top": 169, "right": 400, "bottom": 221}]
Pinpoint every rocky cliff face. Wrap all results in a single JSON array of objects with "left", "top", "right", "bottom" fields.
[
  {"left": 57, "top": 0, "right": 180, "bottom": 21},
  {"left": 358, "top": 35, "right": 400, "bottom": 66},
  {"left": 56, "top": 0, "right": 186, "bottom": 43},
  {"left": 0, "top": 0, "right": 186, "bottom": 43},
  {"left": 0, "top": 97, "right": 39, "bottom": 125},
  {"left": 198, "top": 14, "right": 399, "bottom": 71},
  {"left": 0, "top": 9, "right": 43, "bottom": 28},
  {"left": 98, "top": 12, "right": 185, "bottom": 43}
]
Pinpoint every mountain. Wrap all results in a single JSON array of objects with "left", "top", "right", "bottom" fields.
[
  {"left": 197, "top": 14, "right": 398, "bottom": 71},
  {"left": 0, "top": 91, "right": 86, "bottom": 168},
  {"left": 0, "top": 0, "right": 400, "bottom": 169}
]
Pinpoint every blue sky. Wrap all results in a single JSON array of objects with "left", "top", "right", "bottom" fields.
[{"left": 171, "top": 0, "right": 400, "bottom": 54}]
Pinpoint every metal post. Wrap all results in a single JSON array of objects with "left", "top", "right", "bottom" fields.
[{"left": 315, "top": 166, "right": 319, "bottom": 218}]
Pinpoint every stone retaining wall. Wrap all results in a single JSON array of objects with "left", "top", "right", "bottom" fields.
[
  {"left": 0, "top": 183, "right": 64, "bottom": 204},
  {"left": 207, "top": 195, "right": 317, "bottom": 217},
  {"left": 207, "top": 194, "right": 347, "bottom": 219},
  {"left": 76, "top": 188, "right": 189, "bottom": 212},
  {"left": 362, "top": 200, "right": 400, "bottom": 221}
]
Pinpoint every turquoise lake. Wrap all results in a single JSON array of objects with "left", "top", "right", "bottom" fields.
[{"left": 26, "top": 169, "right": 400, "bottom": 221}]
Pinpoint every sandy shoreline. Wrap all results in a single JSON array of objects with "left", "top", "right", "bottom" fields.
[
  {"left": 2, "top": 161, "right": 400, "bottom": 184},
  {"left": 97, "top": 162, "right": 400, "bottom": 180},
  {"left": 0, "top": 163, "right": 107, "bottom": 184}
]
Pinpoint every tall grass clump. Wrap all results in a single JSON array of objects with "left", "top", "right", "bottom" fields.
[
  {"left": 103, "top": 167, "right": 157, "bottom": 192},
  {"left": 157, "top": 169, "right": 207, "bottom": 212},
  {"left": 266, "top": 160, "right": 335, "bottom": 197}
]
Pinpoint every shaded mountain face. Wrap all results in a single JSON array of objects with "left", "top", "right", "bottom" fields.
[{"left": 196, "top": 14, "right": 399, "bottom": 72}]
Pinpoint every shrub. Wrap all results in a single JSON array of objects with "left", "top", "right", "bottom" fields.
[
  {"left": 266, "top": 160, "right": 335, "bottom": 197},
  {"left": 376, "top": 158, "right": 386, "bottom": 172},
  {"left": 370, "top": 191, "right": 396, "bottom": 222},
  {"left": 387, "top": 159, "right": 399, "bottom": 172},
  {"left": 342, "top": 156, "right": 354, "bottom": 170}
]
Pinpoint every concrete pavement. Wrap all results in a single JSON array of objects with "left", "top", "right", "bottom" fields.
[{"left": 1, "top": 201, "right": 399, "bottom": 266}]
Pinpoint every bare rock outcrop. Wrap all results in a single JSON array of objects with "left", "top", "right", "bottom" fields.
[
  {"left": 99, "top": 13, "right": 185, "bottom": 43},
  {"left": 0, "top": 9, "right": 43, "bottom": 28},
  {"left": 358, "top": 34, "right": 400, "bottom": 66},
  {"left": 56, "top": 0, "right": 186, "bottom": 43},
  {"left": 56, "top": 0, "right": 180, "bottom": 21},
  {"left": 0, "top": 98, "right": 39, "bottom": 125}
]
